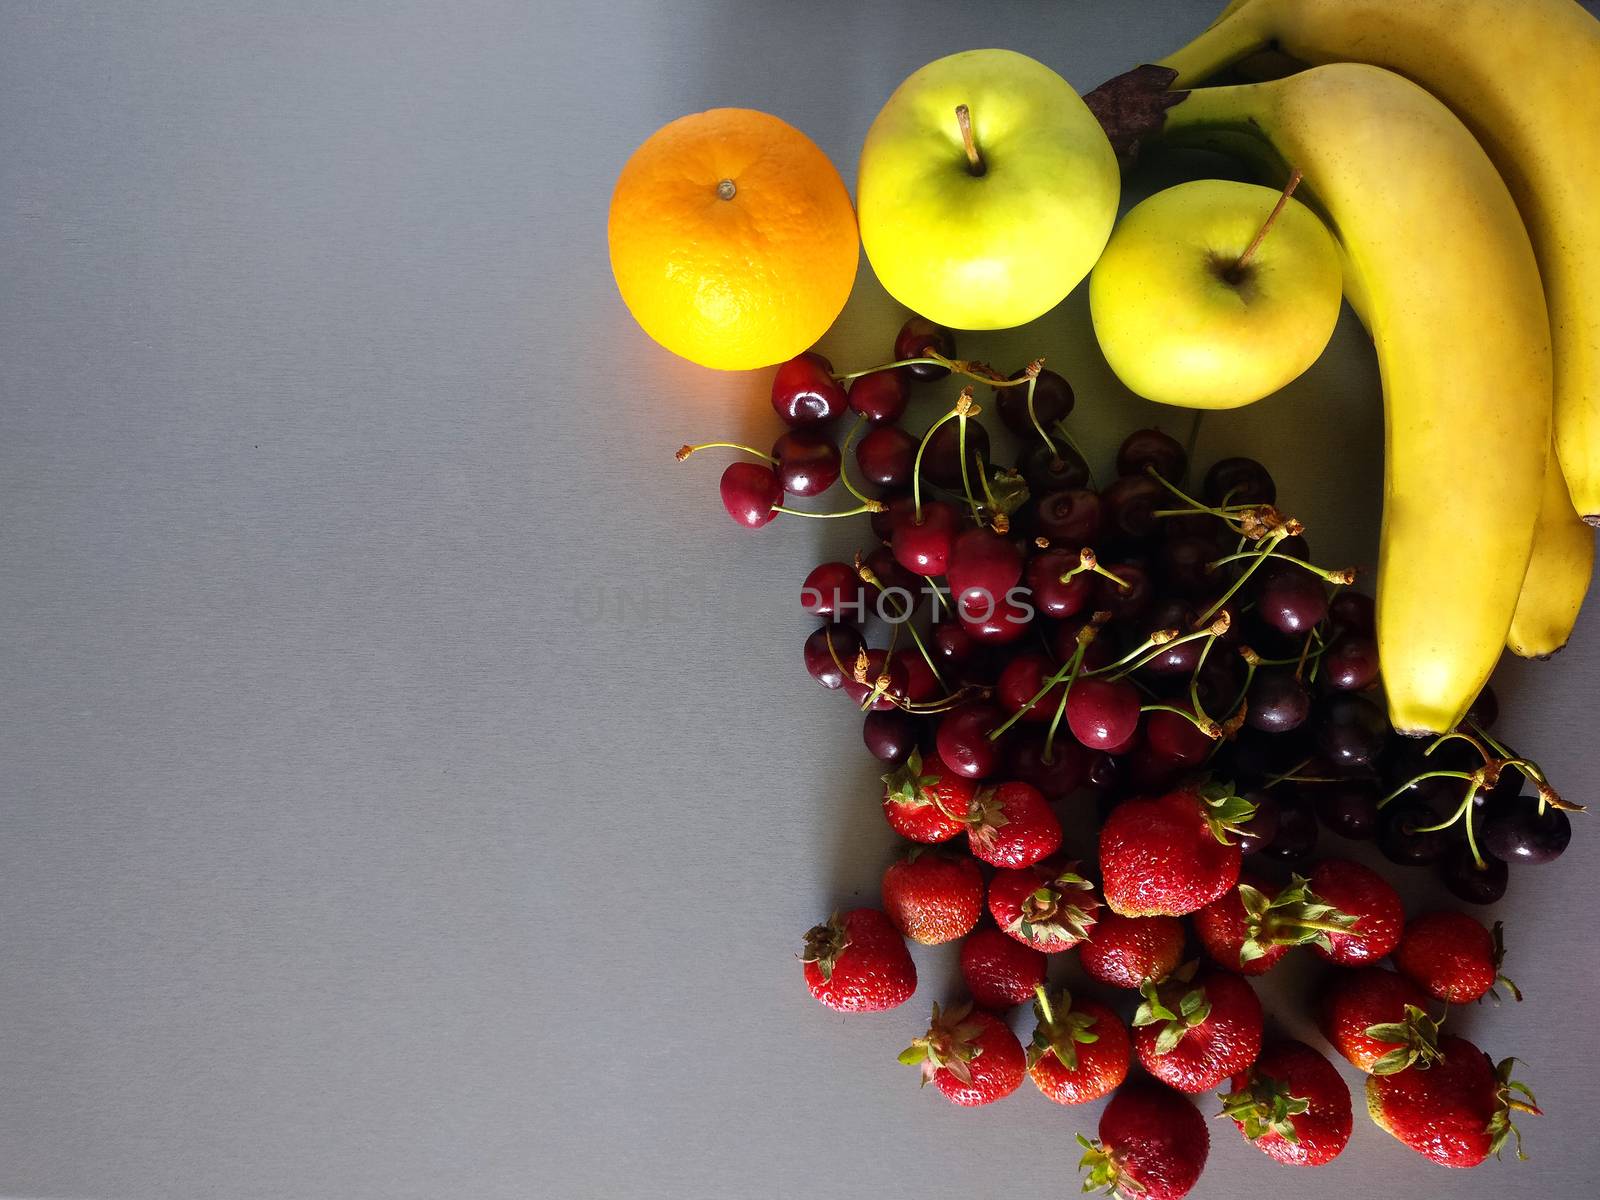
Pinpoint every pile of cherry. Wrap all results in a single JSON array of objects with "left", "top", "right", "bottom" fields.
[{"left": 680, "top": 315, "right": 1577, "bottom": 1192}]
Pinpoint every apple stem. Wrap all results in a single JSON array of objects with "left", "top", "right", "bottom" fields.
[
  {"left": 955, "top": 104, "right": 985, "bottom": 176},
  {"left": 1229, "top": 167, "right": 1304, "bottom": 280}
]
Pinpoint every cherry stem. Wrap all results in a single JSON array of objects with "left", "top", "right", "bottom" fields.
[
  {"left": 1187, "top": 632, "right": 1218, "bottom": 728},
  {"left": 1378, "top": 769, "right": 1475, "bottom": 810},
  {"left": 1228, "top": 167, "right": 1303, "bottom": 280},
  {"left": 955, "top": 103, "right": 985, "bottom": 176},
  {"left": 991, "top": 622, "right": 1098, "bottom": 741},
  {"left": 1052, "top": 421, "right": 1097, "bottom": 489},
  {"left": 836, "top": 416, "right": 873, "bottom": 505},
  {"left": 957, "top": 407, "right": 984, "bottom": 525},
  {"left": 1197, "top": 528, "right": 1289, "bottom": 625},
  {"left": 1023, "top": 367, "right": 1058, "bottom": 456},
  {"left": 774, "top": 501, "right": 883, "bottom": 519},
  {"left": 1058, "top": 547, "right": 1129, "bottom": 590},
  {"left": 912, "top": 408, "right": 959, "bottom": 520},
  {"left": 1206, "top": 547, "right": 1355, "bottom": 586},
  {"left": 833, "top": 353, "right": 1029, "bottom": 387},
  {"left": 865, "top": 570, "right": 948, "bottom": 692},
  {"left": 676, "top": 441, "right": 775, "bottom": 464},
  {"left": 1140, "top": 703, "right": 1220, "bottom": 739}
]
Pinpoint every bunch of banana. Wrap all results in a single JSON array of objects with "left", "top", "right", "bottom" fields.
[
  {"left": 1098, "top": 62, "right": 1553, "bottom": 734},
  {"left": 1157, "top": 0, "right": 1599, "bottom": 677}
]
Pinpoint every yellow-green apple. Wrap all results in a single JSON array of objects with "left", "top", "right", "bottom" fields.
[
  {"left": 1089, "top": 178, "right": 1342, "bottom": 408},
  {"left": 856, "top": 49, "right": 1119, "bottom": 331}
]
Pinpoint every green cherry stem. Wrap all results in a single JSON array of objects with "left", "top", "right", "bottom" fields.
[
  {"left": 833, "top": 353, "right": 1031, "bottom": 388},
  {"left": 1140, "top": 703, "right": 1220, "bottom": 739},
  {"left": 912, "top": 405, "right": 962, "bottom": 521},
  {"left": 1023, "top": 364, "right": 1059, "bottom": 456},
  {"left": 1378, "top": 769, "right": 1476, "bottom": 810},
  {"left": 676, "top": 441, "right": 775, "bottom": 463},
  {"left": 991, "top": 619, "right": 1101, "bottom": 740},
  {"left": 1197, "top": 528, "right": 1290, "bottom": 625},
  {"left": 957, "top": 404, "right": 984, "bottom": 525},
  {"left": 1206, "top": 548, "right": 1357, "bottom": 586},
  {"left": 773, "top": 500, "right": 884, "bottom": 519},
  {"left": 836, "top": 416, "right": 874, "bottom": 505}
]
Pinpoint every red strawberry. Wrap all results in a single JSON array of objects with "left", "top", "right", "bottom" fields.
[
  {"left": 1306, "top": 859, "right": 1404, "bottom": 966},
  {"left": 899, "top": 1001, "right": 1025, "bottom": 1107},
  {"left": 1079, "top": 1082, "right": 1209, "bottom": 1200},
  {"left": 1099, "top": 781, "right": 1256, "bottom": 916},
  {"left": 1028, "top": 986, "right": 1130, "bottom": 1105},
  {"left": 988, "top": 862, "right": 1100, "bottom": 953},
  {"left": 958, "top": 924, "right": 1047, "bottom": 1009},
  {"left": 881, "top": 848, "right": 983, "bottom": 946},
  {"left": 967, "top": 781, "right": 1062, "bottom": 868},
  {"left": 1080, "top": 913, "right": 1185, "bottom": 989},
  {"left": 1132, "top": 968, "right": 1263, "bottom": 1093},
  {"left": 1194, "top": 873, "right": 1357, "bottom": 976},
  {"left": 801, "top": 908, "right": 916, "bottom": 1013},
  {"left": 1367, "top": 1035, "right": 1541, "bottom": 1166},
  {"left": 1221, "top": 1040, "right": 1353, "bottom": 1167},
  {"left": 881, "top": 748, "right": 971, "bottom": 843},
  {"left": 1319, "top": 967, "right": 1442, "bottom": 1074},
  {"left": 1394, "top": 912, "right": 1521, "bottom": 1004}
]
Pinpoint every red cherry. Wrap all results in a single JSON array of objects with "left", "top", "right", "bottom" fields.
[
  {"left": 959, "top": 591, "right": 1033, "bottom": 644},
  {"left": 947, "top": 528, "right": 1023, "bottom": 611},
  {"left": 995, "top": 367, "right": 1074, "bottom": 435},
  {"left": 936, "top": 701, "right": 1006, "bottom": 779},
  {"left": 800, "top": 561, "right": 875, "bottom": 622},
  {"left": 1034, "top": 489, "right": 1102, "bottom": 543},
  {"left": 1026, "top": 548, "right": 1094, "bottom": 619},
  {"left": 770, "top": 352, "right": 845, "bottom": 426},
  {"left": 1004, "top": 728, "right": 1089, "bottom": 800},
  {"left": 894, "top": 316, "right": 956, "bottom": 379},
  {"left": 1145, "top": 706, "right": 1212, "bottom": 766},
  {"left": 770, "top": 430, "right": 840, "bottom": 497},
  {"left": 997, "top": 654, "right": 1067, "bottom": 724},
  {"left": 847, "top": 369, "right": 909, "bottom": 424},
  {"left": 856, "top": 425, "right": 919, "bottom": 489},
  {"left": 1065, "top": 677, "right": 1141, "bottom": 750},
  {"left": 719, "top": 462, "right": 781, "bottom": 528},
  {"left": 892, "top": 501, "right": 961, "bottom": 576},
  {"left": 841, "top": 649, "right": 908, "bottom": 712},
  {"left": 891, "top": 648, "right": 942, "bottom": 703}
]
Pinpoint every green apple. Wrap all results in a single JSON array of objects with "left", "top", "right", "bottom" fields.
[
  {"left": 857, "top": 49, "right": 1119, "bottom": 331},
  {"left": 1089, "top": 179, "right": 1343, "bottom": 409}
]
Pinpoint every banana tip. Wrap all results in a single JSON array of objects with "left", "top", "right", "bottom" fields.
[{"left": 1583, "top": 514, "right": 1600, "bottom": 529}]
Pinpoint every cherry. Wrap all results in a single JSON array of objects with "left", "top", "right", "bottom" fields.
[
  {"left": 1316, "top": 694, "right": 1388, "bottom": 769},
  {"left": 1315, "top": 780, "right": 1381, "bottom": 840},
  {"left": 770, "top": 351, "right": 845, "bottom": 426},
  {"left": 841, "top": 648, "right": 908, "bottom": 712},
  {"left": 1261, "top": 792, "right": 1318, "bottom": 863},
  {"left": 1127, "top": 745, "right": 1183, "bottom": 793},
  {"left": 1327, "top": 590, "right": 1375, "bottom": 634},
  {"left": 1100, "top": 474, "right": 1165, "bottom": 543},
  {"left": 871, "top": 493, "right": 916, "bottom": 543},
  {"left": 1116, "top": 428, "right": 1187, "bottom": 483},
  {"left": 1018, "top": 441, "right": 1090, "bottom": 494},
  {"left": 1005, "top": 729, "right": 1088, "bottom": 800},
  {"left": 1464, "top": 685, "right": 1499, "bottom": 730},
  {"left": 719, "top": 461, "right": 782, "bottom": 528},
  {"left": 1321, "top": 633, "right": 1379, "bottom": 691},
  {"left": 1255, "top": 570, "right": 1328, "bottom": 636},
  {"left": 996, "top": 654, "right": 1068, "bottom": 723},
  {"left": 892, "top": 501, "right": 961, "bottom": 576},
  {"left": 1025, "top": 548, "right": 1094, "bottom": 619},
  {"left": 1137, "top": 601, "right": 1201, "bottom": 675},
  {"left": 1157, "top": 536, "right": 1219, "bottom": 598},
  {"left": 1093, "top": 561, "right": 1152, "bottom": 622},
  {"left": 771, "top": 430, "right": 840, "bottom": 497},
  {"left": 1086, "top": 752, "right": 1121, "bottom": 794},
  {"left": 958, "top": 591, "right": 1033, "bottom": 644},
  {"left": 996, "top": 367, "right": 1074, "bottom": 435},
  {"left": 935, "top": 701, "right": 1006, "bottom": 779},
  {"left": 1050, "top": 617, "right": 1116, "bottom": 671},
  {"left": 1246, "top": 669, "right": 1310, "bottom": 733},
  {"left": 1034, "top": 489, "right": 1102, "bottom": 543},
  {"left": 862, "top": 544, "right": 921, "bottom": 603},
  {"left": 1195, "top": 652, "right": 1244, "bottom": 716},
  {"left": 894, "top": 316, "right": 956, "bottom": 380},
  {"left": 847, "top": 369, "right": 909, "bottom": 424},
  {"left": 1203, "top": 456, "right": 1276, "bottom": 507},
  {"left": 1378, "top": 799, "right": 1450, "bottom": 866},
  {"left": 890, "top": 648, "right": 942, "bottom": 704},
  {"left": 856, "top": 425, "right": 918, "bottom": 489},
  {"left": 863, "top": 709, "right": 918, "bottom": 766},
  {"left": 1064, "top": 677, "right": 1141, "bottom": 750},
  {"left": 931, "top": 619, "right": 977, "bottom": 669},
  {"left": 803, "top": 623, "right": 863, "bottom": 690},
  {"left": 921, "top": 419, "right": 990, "bottom": 488},
  {"left": 1145, "top": 706, "right": 1211, "bottom": 766},
  {"left": 1441, "top": 844, "right": 1508, "bottom": 905},
  {"left": 1235, "top": 791, "right": 1279, "bottom": 856},
  {"left": 947, "top": 528, "right": 1023, "bottom": 611},
  {"left": 800, "top": 561, "right": 874, "bottom": 621},
  {"left": 1483, "top": 801, "right": 1570, "bottom": 864}
]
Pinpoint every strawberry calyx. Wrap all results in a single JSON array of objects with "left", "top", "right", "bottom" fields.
[
  {"left": 1236, "top": 874, "right": 1358, "bottom": 964},
  {"left": 1487, "top": 921, "right": 1524, "bottom": 1004},
  {"left": 966, "top": 786, "right": 1011, "bottom": 851},
  {"left": 799, "top": 912, "right": 850, "bottom": 984},
  {"left": 898, "top": 1000, "right": 988, "bottom": 1088},
  {"left": 1486, "top": 1056, "right": 1542, "bottom": 1161},
  {"left": 1011, "top": 867, "right": 1098, "bottom": 946},
  {"left": 1134, "top": 975, "right": 1212, "bottom": 1056},
  {"left": 1029, "top": 985, "right": 1102, "bottom": 1072},
  {"left": 1218, "top": 1069, "right": 1311, "bottom": 1144},
  {"left": 1364, "top": 1003, "right": 1444, "bottom": 1075},
  {"left": 1077, "top": 1134, "right": 1145, "bottom": 1197},
  {"left": 882, "top": 749, "right": 960, "bottom": 820},
  {"left": 1198, "top": 779, "right": 1258, "bottom": 846}
]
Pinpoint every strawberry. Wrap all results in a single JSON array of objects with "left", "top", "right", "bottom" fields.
[
  {"left": 1394, "top": 912, "right": 1521, "bottom": 1004},
  {"left": 1080, "top": 912, "right": 1185, "bottom": 989},
  {"left": 987, "top": 862, "right": 1100, "bottom": 953},
  {"left": 958, "top": 923, "right": 1047, "bottom": 1010},
  {"left": 1319, "top": 967, "right": 1442, "bottom": 1074},
  {"left": 1306, "top": 858, "right": 1404, "bottom": 966},
  {"left": 966, "top": 781, "right": 1062, "bottom": 868},
  {"left": 800, "top": 908, "right": 916, "bottom": 1013},
  {"left": 881, "top": 848, "right": 983, "bottom": 946},
  {"left": 881, "top": 748, "right": 971, "bottom": 843},
  {"left": 1194, "top": 873, "right": 1357, "bottom": 976},
  {"left": 1220, "top": 1040, "right": 1353, "bottom": 1167},
  {"left": 1099, "top": 781, "right": 1256, "bottom": 916},
  {"left": 1079, "top": 1082, "right": 1209, "bottom": 1200},
  {"left": 1028, "top": 986, "right": 1130, "bottom": 1105},
  {"left": 899, "top": 1001, "right": 1025, "bottom": 1107},
  {"left": 1366, "top": 1035, "right": 1540, "bottom": 1167},
  {"left": 1132, "top": 968, "right": 1263, "bottom": 1093}
]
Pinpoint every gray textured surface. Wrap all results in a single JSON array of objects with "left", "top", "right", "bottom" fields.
[{"left": 2, "top": 1, "right": 1598, "bottom": 1197}]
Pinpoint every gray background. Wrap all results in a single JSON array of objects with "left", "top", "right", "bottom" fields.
[{"left": 2, "top": 1, "right": 1598, "bottom": 1197}]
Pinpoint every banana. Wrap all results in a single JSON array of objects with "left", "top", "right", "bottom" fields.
[
  {"left": 1508, "top": 439, "right": 1595, "bottom": 657},
  {"left": 1149, "top": 65, "right": 1551, "bottom": 733},
  {"left": 1160, "top": 0, "right": 1600, "bottom": 524}
]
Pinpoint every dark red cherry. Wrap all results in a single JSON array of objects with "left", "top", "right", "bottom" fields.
[
  {"left": 770, "top": 352, "right": 845, "bottom": 426},
  {"left": 1050, "top": 616, "right": 1116, "bottom": 671},
  {"left": 1035, "top": 489, "right": 1102, "bottom": 544},
  {"left": 1247, "top": 670, "right": 1311, "bottom": 733},
  {"left": 1203, "top": 456, "right": 1276, "bottom": 507},
  {"left": 996, "top": 367, "right": 1074, "bottom": 436},
  {"left": 1005, "top": 729, "right": 1088, "bottom": 801},
  {"left": 947, "top": 528, "right": 1023, "bottom": 611},
  {"left": 1440, "top": 845, "right": 1508, "bottom": 905},
  {"left": 1464, "top": 685, "right": 1499, "bottom": 730},
  {"left": 1025, "top": 548, "right": 1094, "bottom": 619},
  {"left": 894, "top": 316, "right": 956, "bottom": 380},
  {"left": 863, "top": 709, "right": 918, "bottom": 766},
  {"left": 997, "top": 654, "right": 1067, "bottom": 724},
  {"left": 856, "top": 425, "right": 918, "bottom": 489},
  {"left": 1235, "top": 791, "right": 1279, "bottom": 856},
  {"left": 847, "top": 369, "right": 909, "bottom": 424},
  {"left": 958, "top": 591, "right": 1033, "bottom": 644},
  {"left": 890, "top": 648, "right": 941, "bottom": 704},
  {"left": 871, "top": 492, "right": 916, "bottom": 543},
  {"left": 922, "top": 420, "right": 990, "bottom": 488},
  {"left": 862, "top": 545, "right": 922, "bottom": 610},
  {"left": 719, "top": 462, "right": 781, "bottom": 528},
  {"left": 935, "top": 701, "right": 1006, "bottom": 779},
  {"left": 841, "top": 648, "right": 908, "bottom": 712},
  {"left": 1321, "top": 634, "right": 1380, "bottom": 691},
  {"left": 1255, "top": 569, "right": 1328, "bottom": 636},
  {"left": 771, "top": 430, "right": 840, "bottom": 497},
  {"left": 803, "top": 623, "right": 863, "bottom": 690},
  {"left": 1139, "top": 601, "right": 1202, "bottom": 675},
  {"left": 1018, "top": 441, "right": 1090, "bottom": 494},
  {"left": 931, "top": 619, "right": 977, "bottom": 669},
  {"left": 892, "top": 501, "right": 961, "bottom": 576},
  {"left": 1145, "top": 706, "right": 1211, "bottom": 766},
  {"left": 1327, "top": 590, "right": 1375, "bottom": 634},
  {"left": 1101, "top": 475, "right": 1165, "bottom": 543},
  {"left": 1065, "top": 677, "right": 1141, "bottom": 750},
  {"left": 800, "top": 561, "right": 875, "bottom": 622},
  {"left": 1116, "top": 428, "right": 1187, "bottom": 483},
  {"left": 1158, "top": 536, "right": 1220, "bottom": 598},
  {"left": 1093, "top": 562, "right": 1153, "bottom": 622}
]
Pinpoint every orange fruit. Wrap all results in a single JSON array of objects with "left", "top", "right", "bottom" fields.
[{"left": 607, "top": 108, "right": 859, "bottom": 371}]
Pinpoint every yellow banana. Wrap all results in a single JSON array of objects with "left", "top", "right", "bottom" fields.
[
  {"left": 1160, "top": 0, "right": 1600, "bottom": 523},
  {"left": 1149, "top": 65, "right": 1551, "bottom": 733},
  {"left": 1509, "top": 440, "right": 1595, "bottom": 657}
]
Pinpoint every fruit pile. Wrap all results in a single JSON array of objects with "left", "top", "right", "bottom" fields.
[{"left": 681, "top": 315, "right": 1575, "bottom": 1191}]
